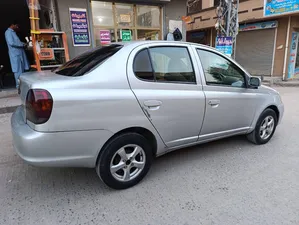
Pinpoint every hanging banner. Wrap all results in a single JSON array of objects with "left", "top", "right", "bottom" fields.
[
  {"left": 239, "top": 21, "right": 278, "bottom": 32},
  {"left": 69, "top": 8, "right": 90, "bottom": 46},
  {"left": 216, "top": 37, "right": 233, "bottom": 56},
  {"left": 182, "top": 16, "right": 192, "bottom": 24},
  {"left": 264, "top": 0, "right": 299, "bottom": 17},
  {"left": 288, "top": 32, "right": 299, "bottom": 79},
  {"left": 100, "top": 30, "right": 111, "bottom": 45},
  {"left": 121, "top": 30, "right": 132, "bottom": 42}
]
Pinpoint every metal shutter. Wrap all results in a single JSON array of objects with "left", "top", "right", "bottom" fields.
[{"left": 236, "top": 29, "right": 275, "bottom": 76}]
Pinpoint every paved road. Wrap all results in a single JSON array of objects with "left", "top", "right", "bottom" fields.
[{"left": 0, "top": 87, "right": 299, "bottom": 225}]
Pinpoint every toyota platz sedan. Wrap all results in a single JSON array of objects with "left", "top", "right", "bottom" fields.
[{"left": 11, "top": 41, "right": 284, "bottom": 189}]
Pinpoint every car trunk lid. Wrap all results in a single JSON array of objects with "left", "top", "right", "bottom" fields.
[{"left": 19, "top": 71, "right": 70, "bottom": 123}]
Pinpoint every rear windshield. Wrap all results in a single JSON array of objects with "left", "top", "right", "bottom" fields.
[{"left": 54, "top": 44, "right": 123, "bottom": 76}]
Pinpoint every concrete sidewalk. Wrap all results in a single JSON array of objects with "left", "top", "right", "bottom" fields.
[
  {"left": 0, "top": 95, "right": 21, "bottom": 114},
  {"left": 261, "top": 76, "right": 299, "bottom": 87}
]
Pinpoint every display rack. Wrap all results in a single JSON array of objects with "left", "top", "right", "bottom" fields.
[
  {"left": 31, "top": 30, "right": 70, "bottom": 71},
  {"left": 28, "top": 0, "right": 69, "bottom": 71}
]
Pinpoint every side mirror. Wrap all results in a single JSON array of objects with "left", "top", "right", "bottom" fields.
[{"left": 249, "top": 77, "right": 261, "bottom": 88}]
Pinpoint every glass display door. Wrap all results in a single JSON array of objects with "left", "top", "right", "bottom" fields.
[{"left": 91, "top": 1, "right": 162, "bottom": 46}]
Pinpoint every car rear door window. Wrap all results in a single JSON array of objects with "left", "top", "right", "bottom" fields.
[
  {"left": 54, "top": 44, "right": 123, "bottom": 76},
  {"left": 149, "top": 47, "right": 196, "bottom": 83},
  {"left": 197, "top": 49, "right": 245, "bottom": 88},
  {"left": 133, "top": 49, "right": 154, "bottom": 81}
]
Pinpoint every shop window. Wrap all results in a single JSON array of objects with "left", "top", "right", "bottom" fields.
[
  {"left": 187, "top": 0, "right": 202, "bottom": 14},
  {"left": 137, "top": 6, "right": 160, "bottom": 28},
  {"left": 115, "top": 4, "right": 134, "bottom": 27},
  {"left": 91, "top": 1, "right": 114, "bottom": 27},
  {"left": 90, "top": 2, "right": 162, "bottom": 44},
  {"left": 214, "top": 0, "right": 220, "bottom": 7},
  {"left": 137, "top": 30, "right": 159, "bottom": 41}
]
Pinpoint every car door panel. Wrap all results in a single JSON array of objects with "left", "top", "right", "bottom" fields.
[
  {"left": 132, "top": 87, "right": 205, "bottom": 147},
  {"left": 200, "top": 86, "right": 257, "bottom": 136},
  {"left": 127, "top": 43, "right": 205, "bottom": 148},
  {"left": 194, "top": 47, "right": 258, "bottom": 138}
]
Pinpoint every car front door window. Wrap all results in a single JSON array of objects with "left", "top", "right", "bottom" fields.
[{"left": 197, "top": 49, "right": 245, "bottom": 88}]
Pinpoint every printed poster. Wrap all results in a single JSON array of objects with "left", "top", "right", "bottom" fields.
[
  {"left": 288, "top": 32, "right": 299, "bottom": 79},
  {"left": 100, "top": 30, "right": 111, "bottom": 45},
  {"left": 264, "top": 0, "right": 299, "bottom": 17},
  {"left": 216, "top": 37, "right": 233, "bottom": 57},
  {"left": 121, "top": 30, "right": 132, "bottom": 42},
  {"left": 169, "top": 20, "right": 183, "bottom": 33},
  {"left": 69, "top": 8, "right": 90, "bottom": 46}
]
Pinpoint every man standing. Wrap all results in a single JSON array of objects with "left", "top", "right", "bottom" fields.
[{"left": 5, "top": 21, "right": 29, "bottom": 88}]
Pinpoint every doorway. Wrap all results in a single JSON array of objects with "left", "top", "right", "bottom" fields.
[{"left": 0, "top": 0, "right": 30, "bottom": 88}]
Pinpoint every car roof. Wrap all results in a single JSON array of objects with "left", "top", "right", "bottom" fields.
[{"left": 116, "top": 40, "right": 215, "bottom": 51}]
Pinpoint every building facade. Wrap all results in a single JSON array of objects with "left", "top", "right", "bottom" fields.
[
  {"left": 54, "top": 0, "right": 187, "bottom": 58},
  {"left": 0, "top": 0, "right": 186, "bottom": 80},
  {"left": 186, "top": 0, "right": 299, "bottom": 80}
]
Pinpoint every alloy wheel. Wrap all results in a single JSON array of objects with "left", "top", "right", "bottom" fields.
[
  {"left": 110, "top": 144, "right": 146, "bottom": 182},
  {"left": 259, "top": 116, "right": 275, "bottom": 140}
]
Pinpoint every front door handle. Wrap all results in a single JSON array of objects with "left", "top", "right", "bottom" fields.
[
  {"left": 208, "top": 100, "right": 220, "bottom": 107},
  {"left": 144, "top": 100, "right": 162, "bottom": 110}
]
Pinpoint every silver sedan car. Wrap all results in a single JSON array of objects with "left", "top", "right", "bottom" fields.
[{"left": 11, "top": 41, "right": 284, "bottom": 189}]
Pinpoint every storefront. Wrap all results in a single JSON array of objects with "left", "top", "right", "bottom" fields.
[
  {"left": 236, "top": 21, "right": 277, "bottom": 76},
  {"left": 186, "top": 29, "right": 211, "bottom": 45},
  {"left": 90, "top": 1, "right": 162, "bottom": 46},
  {"left": 50, "top": 0, "right": 187, "bottom": 59}
]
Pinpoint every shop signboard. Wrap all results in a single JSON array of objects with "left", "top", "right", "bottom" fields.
[
  {"left": 100, "top": 30, "right": 111, "bottom": 45},
  {"left": 239, "top": 21, "right": 278, "bottom": 32},
  {"left": 120, "top": 14, "right": 131, "bottom": 23},
  {"left": 39, "top": 48, "right": 54, "bottom": 61},
  {"left": 264, "top": 0, "right": 299, "bottom": 17},
  {"left": 121, "top": 30, "right": 132, "bottom": 41},
  {"left": 288, "top": 32, "right": 299, "bottom": 79},
  {"left": 216, "top": 36, "right": 233, "bottom": 56},
  {"left": 69, "top": 8, "right": 90, "bottom": 46}
]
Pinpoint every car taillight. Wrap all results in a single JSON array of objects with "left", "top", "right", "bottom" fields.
[{"left": 26, "top": 89, "right": 53, "bottom": 124}]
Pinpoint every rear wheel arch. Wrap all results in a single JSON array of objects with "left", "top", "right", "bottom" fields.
[{"left": 96, "top": 127, "right": 157, "bottom": 166}]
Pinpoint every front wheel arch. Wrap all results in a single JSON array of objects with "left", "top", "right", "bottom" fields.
[
  {"left": 247, "top": 108, "right": 278, "bottom": 145},
  {"left": 267, "top": 105, "right": 280, "bottom": 123},
  {"left": 250, "top": 104, "right": 280, "bottom": 133}
]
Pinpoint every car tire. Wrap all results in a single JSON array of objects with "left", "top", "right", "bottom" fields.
[
  {"left": 247, "top": 108, "right": 278, "bottom": 145},
  {"left": 96, "top": 133, "right": 153, "bottom": 190}
]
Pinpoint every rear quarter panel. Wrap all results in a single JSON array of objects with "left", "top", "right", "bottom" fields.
[{"left": 32, "top": 46, "right": 166, "bottom": 154}]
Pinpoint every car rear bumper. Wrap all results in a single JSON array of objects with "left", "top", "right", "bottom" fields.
[{"left": 11, "top": 106, "right": 113, "bottom": 168}]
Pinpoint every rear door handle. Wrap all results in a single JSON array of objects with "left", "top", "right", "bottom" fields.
[
  {"left": 208, "top": 100, "right": 220, "bottom": 107},
  {"left": 144, "top": 100, "right": 162, "bottom": 110}
]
